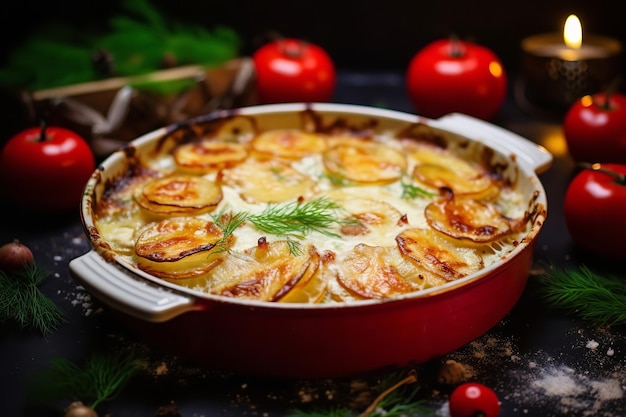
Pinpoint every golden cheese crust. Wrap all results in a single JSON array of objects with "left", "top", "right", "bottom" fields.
[{"left": 93, "top": 122, "right": 535, "bottom": 304}]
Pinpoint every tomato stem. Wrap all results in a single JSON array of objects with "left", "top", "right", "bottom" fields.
[
  {"left": 598, "top": 76, "right": 622, "bottom": 110},
  {"left": 279, "top": 39, "right": 304, "bottom": 58},
  {"left": 449, "top": 34, "right": 464, "bottom": 58},
  {"left": 38, "top": 120, "right": 48, "bottom": 143},
  {"left": 579, "top": 162, "right": 626, "bottom": 185}
]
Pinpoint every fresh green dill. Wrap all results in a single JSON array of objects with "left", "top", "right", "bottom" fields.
[
  {"left": 400, "top": 179, "right": 434, "bottom": 200},
  {"left": 536, "top": 264, "right": 626, "bottom": 326},
  {"left": 248, "top": 196, "right": 351, "bottom": 240},
  {"left": 269, "top": 166, "right": 289, "bottom": 181},
  {"left": 321, "top": 171, "right": 354, "bottom": 186},
  {"left": 212, "top": 208, "right": 249, "bottom": 238},
  {"left": 0, "top": 264, "right": 66, "bottom": 335},
  {"left": 286, "top": 239, "right": 304, "bottom": 256},
  {"left": 210, "top": 197, "right": 354, "bottom": 255},
  {"left": 209, "top": 209, "right": 250, "bottom": 256}
]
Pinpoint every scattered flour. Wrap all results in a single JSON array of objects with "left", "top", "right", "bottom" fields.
[{"left": 435, "top": 326, "right": 626, "bottom": 417}]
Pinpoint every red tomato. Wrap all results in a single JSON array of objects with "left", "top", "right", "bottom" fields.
[
  {"left": 449, "top": 382, "right": 501, "bottom": 417},
  {"left": 563, "top": 163, "right": 626, "bottom": 261},
  {"left": 406, "top": 38, "right": 507, "bottom": 120},
  {"left": 252, "top": 38, "right": 336, "bottom": 104},
  {"left": 0, "top": 124, "right": 95, "bottom": 213},
  {"left": 563, "top": 92, "right": 626, "bottom": 164}
]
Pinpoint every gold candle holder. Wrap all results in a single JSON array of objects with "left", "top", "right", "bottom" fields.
[{"left": 516, "top": 15, "right": 622, "bottom": 116}]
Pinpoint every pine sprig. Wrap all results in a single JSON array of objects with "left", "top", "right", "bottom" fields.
[
  {"left": 536, "top": 264, "right": 626, "bottom": 326},
  {"left": 32, "top": 351, "right": 146, "bottom": 409},
  {"left": 287, "top": 369, "right": 433, "bottom": 417},
  {"left": 0, "top": 264, "right": 66, "bottom": 335}
]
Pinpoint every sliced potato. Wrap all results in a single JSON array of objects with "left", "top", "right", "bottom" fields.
[
  {"left": 336, "top": 243, "right": 422, "bottom": 299},
  {"left": 134, "top": 217, "right": 230, "bottom": 279},
  {"left": 220, "top": 158, "right": 317, "bottom": 203},
  {"left": 278, "top": 252, "right": 327, "bottom": 303},
  {"left": 425, "top": 196, "right": 514, "bottom": 243},
  {"left": 323, "top": 142, "right": 407, "bottom": 184},
  {"left": 252, "top": 129, "right": 327, "bottom": 159},
  {"left": 94, "top": 209, "right": 145, "bottom": 256},
  {"left": 410, "top": 146, "right": 498, "bottom": 199},
  {"left": 333, "top": 196, "right": 404, "bottom": 237},
  {"left": 204, "top": 240, "right": 318, "bottom": 301},
  {"left": 396, "top": 227, "right": 483, "bottom": 281},
  {"left": 173, "top": 141, "right": 249, "bottom": 173},
  {"left": 135, "top": 175, "right": 223, "bottom": 217},
  {"left": 412, "top": 164, "right": 499, "bottom": 200}
]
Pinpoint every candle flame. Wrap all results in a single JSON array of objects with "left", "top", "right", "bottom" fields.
[{"left": 564, "top": 14, "right": 582, "bottom": 49}]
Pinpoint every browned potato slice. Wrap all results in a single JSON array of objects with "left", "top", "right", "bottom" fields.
[
  {"left": 135, "top": 175, "right": 223, "bottom": 217},
  {"left": 95, "top": 210, "right": 145, "bottom": 256},
  {"left": 333, "top": 196, "right": 404, "bottom": 237},
  {"left": 396, "top": 228, "right": 483, "bottom": 281},
  {"left": 135, "top": 217, "right": 230, "bottom": 279},
  {"left": 278, "top": 251, "right": 327, "bottom": 303},
  {"left": 205, "top": 240, "right": 318, "bottom": 301},
  {"left": 323, "top": 142, "right": 406, "bottom": 184},
  {"left": 173, "top": 141, "right": 249, "bottom": 173},
  {"left": 412, "top": 164, "right": 498, "bottom": 200},
  {"left": 220, "top": 158, "right": 317, "bottom": 203},
  {"left": 336, "top": 243, "right": 422, "bottom": 299},
  {"left": 425, "top": 196, "right": 513, "bottom": 243},
  {"left": 252, "top": 129, "right": 327, "bottom": 159},
  {"left": 410, "top": 147, "right": 498, "bottom": 199}
]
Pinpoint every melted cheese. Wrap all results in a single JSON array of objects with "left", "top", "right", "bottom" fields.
[{"left": 94, "top": 128, "right": 532, "bottom": 304}]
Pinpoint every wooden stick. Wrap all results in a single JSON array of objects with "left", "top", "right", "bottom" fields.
[{"left": 32, "top": 65, "right": 205, "bottom": 101}]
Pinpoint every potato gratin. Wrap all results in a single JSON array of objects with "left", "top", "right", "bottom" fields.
[{"left": 91, "top": 111, "right": 540, "bottom": 304}]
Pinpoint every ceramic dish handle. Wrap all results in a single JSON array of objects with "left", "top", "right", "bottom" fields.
[
  {"left": 436, "top": 112, "right": 553, "bottom": 174},
  {"left": 69, "top": 250, "right": 198, "bottom": 322}
]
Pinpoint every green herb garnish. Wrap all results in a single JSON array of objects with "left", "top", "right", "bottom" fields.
[
  {"left": 213, "top": 197, "right": 355, "bottom": 255},
  {"left": 249, "top": 197, "right": 350, "bottom": 239},
  {"left": 321, "top": 172, "right": 354, "bottom": 186},
  {"left": 400, "top": 179, "right": 434, "bottom": 200},
  {"left": 0, "top": 264, "right": 66, "bottom": 335},
  {"left": 536, "top": 264, "right": 626, "bottom": 326},
  {"left": 31, "top": 351, "right": 145, "bottom": 410}
]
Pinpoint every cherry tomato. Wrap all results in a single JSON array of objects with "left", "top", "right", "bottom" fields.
[
  {"left": 0, "top": 124, "right": 95, "bottom": 213},
  {"left": 406, "top": 38, "right": 507, "bottom": 120},
  {"left": 449, "top": 382, "right": 500, "bottom": 417},
  {"left": 252, "top": 38, "right": 336, "bottom": 104},
  {"left": 563, "top": 91, "right": 626, "bottom": 164},
  {"left": 563, "top": 163, "right": 626, "bottom": 261}
]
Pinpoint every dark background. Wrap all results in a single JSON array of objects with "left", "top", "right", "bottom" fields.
[
  {"left": 0, "top": 0, "right": 624, "bottom": 140},
  {"left": 2, "top": 0, "right": 625, "bottom": 72}
]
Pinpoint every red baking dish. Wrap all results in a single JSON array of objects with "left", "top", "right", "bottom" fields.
[{"left": 69, "top": 103, "right": 551, "bottom": 378}]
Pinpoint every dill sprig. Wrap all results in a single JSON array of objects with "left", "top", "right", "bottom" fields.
[
  {"left": 31, "top": 351, "right": 145, "bottom": 409},
  {"left": 211, "top": 209, "right": 249, "bottom": 254},
  {"left": 536, "top": 264, "right": 626, "bottom": 326},
  {"left": 286, "top": 369, "right": 433, "bottom": 417},
  {"left": 0, "top": 263, "right": 66, "bottom": 335},
  {"left": 400, "top": 179, "right": 434, "bottom": 200},
  {"left": 248, "top": 196, "right": 352, "bottom": 240},
  {"left": 211, "top": 197, "right": 353, "bottom": 255}
]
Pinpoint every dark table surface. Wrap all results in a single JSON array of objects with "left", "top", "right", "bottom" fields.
[{"left": 2, "top": 71, "right": 626, "bottom": 417}]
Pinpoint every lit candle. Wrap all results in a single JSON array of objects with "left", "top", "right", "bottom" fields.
[
  {"left": 522, "top": 15, "right": 620, "bottom": 61},
  {"left": 517, "top": 14, "right": 622, "bottom": 115}
]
